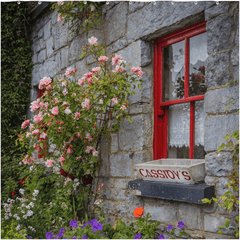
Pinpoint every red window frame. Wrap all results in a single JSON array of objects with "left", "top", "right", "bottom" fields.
[{"left": 153, "top": 20, "right": 207, "bottom": 160}]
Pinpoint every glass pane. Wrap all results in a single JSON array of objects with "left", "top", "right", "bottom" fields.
[
  {"left": 194, "top": 100, "right": 207, "bottom": 159},
  {"left": 189, "top": 32, "right": 208, "bottom": 97},
  {"left": 163, "top": 40, "right": 185, "bottom": 102},
  {"left": 168, "top": 102, "right": 190, "bottom": 158}
]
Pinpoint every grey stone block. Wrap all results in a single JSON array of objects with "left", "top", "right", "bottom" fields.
[
  {"left": 32, "top": 54, "right": 38, "bottom": 64},
  {"left": 44, "top": 20, "right": 51, "bottom": 40},
  {"left": 102, "top": 201, "right": 115, "bottom": 215},
  {"left": 105, "top": 1, "right": 119, "bottom": 11},
  {"left": 119, "top": 114, "right": 151, "bottom": 151},
  {"left": 204, "top": 176, "right": 219, "bottom": 186},
  {"left": 128, "top": 74, "right": 151, "bottom": 104},
  {"left": 205, "top": 152, "right": 233, "bottom": 177},
  {"left": 205, "top": 52, "right": 230, "bottom": 88},
  {"left": 110, "top": 189, "right": 128, "bottom": 200},
  {"left": 75, "top": 59, "right": 88, "bottom": 78},
  {"left": 112, "top": 38, "right": 127, "bottom": 53},
  {"left": 110, "top": 154, "right": 132, "bottom": 177},
  {"left": 205, "top": 2, "right": 230, "bottom": 21},
  {"left": 46, "top": 37, "right": 54, "bottom": 58},
  {"left": 235, "top": 11, "right": 239, "bottom": 46},
  {"left": 55, "top": 22, "right": 69, "bottom": 50},
  {"left": 178, "top": 203, "right": 203, "bottom": 230},
  {"left": 69, "top": 35, "right": 87, "bottom": 63},
  {"left": 115, "top": 179, "right": 129, "bottom": 189},
  {"left": 128, "top": 103, "right": 151, "bottom": 114},
  {"left": 30, "top": 30, "right": 37, "bottom": 43},
  {"left": 133, "top": 151, "right": 151, "bottom": 168},
  {"left": 204, "top": 86, "right": 239, "bottom": 113},
  {"left": 204, "top": 215, "right": 235, "bottom": 234},
  {"left": 111, "top": 133, "right": 118, "bottom": 153},
  {"left": 30, "top": 88, "right": 38, "bottom": 101},
  {"left": 38, "top": 49, "right": 46, "bottom": 63},
  {"left": 61, "top": 47, "right": 69, "bottom": 70},
  {"left": 104, "top": 2, "right": 128, "bottom": 46},
  {"left": 52, "top": 10, "right": 58, "bottom": 25},
  {"left": 140, "top": 41, "right": 151, "bottom": 67},
  {"left": 207, "top": 15, "right": 234, "bottom": 55},
  {"left": 231, "top": 46, "right": 239, "bottom": 66},
  {"left": 31, "top": 64, "right": 45, "bottom": 86},
  {"left": 87, "top": 55, "right": 96, "bottom": 65},
  {"left": 38, "top": 28, "right": 43, "bottom": 39},
  {"left": 204, "top": 114, "right": 239, "bottom": 152},
  {"left": 27, "top": 106, "right": 34, "bottom": 120},
  {"left": 32, "top": 38, "right": 44, "bottom": 54},
  {"left": 129, "top": 2, "right": 145, "bottom": 13},
  {"left": 233, "top": 65, "right": 239, "bottom": 80},
  {"left": 127, "top": 1, "right": 215, "bottom": 43},
  {"left": 87, "top": 27, "right": 104, "bottom": 46},
  {"left": 144, "top": 204, "right": 178, "bottom": 222},
  {"left": 44, "top": 56, "right": 57, "bottom": 78},
  {"left": 99, "top": 135, "right": 110, "bottom": 177},
  {"left": 217, "top": 177, "right": 233, "bottom": 196}
]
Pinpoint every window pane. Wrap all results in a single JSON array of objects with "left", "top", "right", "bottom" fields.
[
  {"left": 168, "top": 102, "right": 190, "bottom": 158},
  {"left": 194, "top": 100, "right": 207, "bottom": 159},
  {"left": 189, "top": 32, "right": 208, "bottom": 97},
  {"left": 163, "top": 40, "right": 185, "bottom": 102}
]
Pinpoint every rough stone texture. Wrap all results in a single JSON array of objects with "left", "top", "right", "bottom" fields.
[
  {"left": 27, "top": 107, "right": 34, "bottom": 120},
  {"left": 104, "top": 2, "right": 128, "bottom": 46},
  {"left": 133, "top": 151, "right": 151, "bottom": 168},
  {"left": 128, "top": 74, "right": 151, "bottom": 104},
  {"left": 204, "top": 114, "right": 239, "bottom": 152},
  {"left": 38, "top": 27, "right": 43, "bottom": 38},
  {"left": 129, "top": 2, "right": 145, "bottom": 13},
  {"left": 204, "top": 86, "right": 239, "bottom": 113},
  {"left": 217, "top": 177, "right": 233, "bottom": 196},
  {"left": 233, "top": 65, "right": 239, "bottom": 80},
  {"left": 204, "top": 176, "right": 219, "bottom": 186},
  {"left": 205, "top": 52, "right": 230, "bottom": 88},
  {"left": 231, "top": 46, "right": 239, "bottom": 66},
  {"left": 110, "top": 154, "right": 132, "bottom": 177},
  {"left": 88, "top": 28, "right": 104, "bottom": 46},
  {"left": 127, "top": 1, "right": 215, "bottom": 43},
  {"left": 110, "top": 189, "right": 129, "bottom": 200},
  {"left": 99, "top": 135, "right": 110, "bottom": 177},
  {"left": 43, "top": 20, "right": 51, "bottom": 40},
  {"left": 118, "top": 114, "right": 151, "bottom": 151},
  {"left": 203, "top": 201, "right": 217, "bottom": 213},
  {"left": 205, "top": 2, "right": 230, "bottom": 21},
  {"left": 30, "top": 88, "right": 38, "bottom": 101},
  {"left": 111, "top": 134, "right": 118, "bottom": 153},
  {"left": 105, "top": 1, "right": 119, "bottom": 11},
  {"left": 32, "top": 54, "right": 38, "bottom": 65},
  {"left": 52, "top": 10, "right": 58, "bottom": 25},
  {"left": 38, "top": 49, "right": 46, "bottom": 64},
  {"left": 111, "top": 38, "right": 127, "bottom": 53},
  {"left": 86, "top": 55, "right": 96, "bottom": 65},
  {"left": 114, "top": 178, "right": 129, "bottom": 189},
  {"left": 205, "top": 152, "right": 233, "bottom": 177},
  {"left": 32, "top": 38, "right": 44, "bottom": 54},
  {"left": 31, "top": 64, "right": 44, "bottom": 86},
  {"left": 102, "top": 201, "right": 115, "bottom": 215},
  {"left": 207, "top": 15, "right": 234, "bottom": 55},
  {"left": 144, "top": 204, "right": 178, "bottom": 222},
  {"left": 127, "top": 103, "right": 151, "bottom": 114},
  {"left": 61, "top": 47, "right": 69, "bottom": 70},
  {"left": 55, "top": 22, "right": 69, "bottom": 50},
  {"left": 75, "top": 59, "right": 88, "bottom": 78},
  {"left": 46, "top": 37, "right": 54, "bottom": 58},
  {"left": 235, "top": 11, "right": 239, "bottom": 45},
  {"left": 55, "top": 52, "right": 61, "bottom": 72},
  {"left": 178, "top": 203, "right": 203, "bottom": 230},
  {"left": 69, "top": 35, "right": 87, "bottom": 63}
]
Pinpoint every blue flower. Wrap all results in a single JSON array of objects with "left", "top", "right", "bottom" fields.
[
  {"left": 134, "top": 233, "right": 142, "bottom": 239},
  {"left": 54, "top": 235, "right": 60, "bottom": 239},
  {"left": 99, "top": 234, "right": 103, "bottom": 236},
  {"left": 59, "top": 228, "right": 64, "bottom": 234},
  {"left": 167, "top": 224, "right": 173, "bottom": 231},
  {"left": 70, "top": 220, "right": 78, "bottom": 228},
  {"left": 27, "top": 237, "right": 32, "bottom": 239},
  {"left": 178, "top": 221, "right": 184, "bottom": 229},
  {"left": 158, "top": 234, "right": 165, "bottom": 239},
  {"left": 82, "top": 235, "right": 88, "bottom": 239},
  {"left": 92, "top": 223, "right": 103, "bottom": 232},
  {"left": 46, "top": 232, "right": 54, "bottom": 239},
  {"left": 72, "top": 237, "right": 77, "bottom": 239}
]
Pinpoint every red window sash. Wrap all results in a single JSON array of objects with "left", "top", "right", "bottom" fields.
[{"left": 153, "top": 21, "right": 206, "bottom": 160}]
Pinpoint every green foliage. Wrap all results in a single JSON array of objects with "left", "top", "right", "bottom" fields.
[
  {"left": 1, "top": 221, "right": 27, "bottom": 239},
  {"left": 1, "top": 2, "right": 33, "bottom": 201},
  {"left": 202, "top": 79, "right": 239, "bottom": 238}
]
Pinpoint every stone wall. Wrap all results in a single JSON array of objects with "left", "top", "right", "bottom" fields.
[{"left": 30, "top": 1, "right": 239, "bottom": 239}]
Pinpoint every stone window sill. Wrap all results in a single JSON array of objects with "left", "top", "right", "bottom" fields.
[{"left": 128, "top": 179, "right": 215, "bottom": 204}]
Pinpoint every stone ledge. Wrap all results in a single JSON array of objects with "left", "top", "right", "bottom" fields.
[{"left": 128, "top": 179, "right": 215, "bottom": 204}]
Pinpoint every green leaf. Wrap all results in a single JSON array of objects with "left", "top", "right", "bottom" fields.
[
  {"left": 201, "top": 198, "right": 212, "bottom": 204},
  {"left": 138, "top": 84, "right": 142, "bottom": 89},
  {"left": 224, "top": 190, "right": 232, "bottom": 196},
  {"left": 128, "top": 118, "right": 133, "bottom": 123},
  {"left": 225, "top": 219, "right": 230, "bottom": 228},
  {"left": 218, "top": 230, "right": 223, "bottom": 234},
  {"left": 212, "top": 197, "right": 218, "bottom": 203},
  {"left": 217, "top": 143, "right": 225, "bottom": 152},
  {"left": 218, "top": 226, "right": 225, "bottom": 229},
  {"left": 131, "top": 91, "right": 135, "bottom": 96}
]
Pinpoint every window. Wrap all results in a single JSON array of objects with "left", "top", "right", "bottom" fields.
[{"left": 153, "top": 21, "right": 208, "bottom": 160}]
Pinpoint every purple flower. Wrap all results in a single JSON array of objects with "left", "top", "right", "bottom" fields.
[
  {"left": 99, "top": 234, "right": 103, "bottom": 236},
  {"left": 72, "top": 237, "right": 77, "bottom": 239},
  {"left": 167, "top": 224, "right": 173, "bottom": 231},
  {"left": 54, "top": 235, "right": 60, "bottom": 239},
  {"left": 59, "top": 228, "right": 64, "bottom": 234},
  {"left": 134, "top": 233, "right": 142, "bottom": 239},
  {"left": 158, "top": 234, "right": 165, "bottom": 239},
  {"left": 82, "top": 235, "right": 88, "bottom": 239},
  {"left": 46, "top": 232, "right": 54, "bottom": 239},
  {"left": 27, "top": 237, "right": 32, "bottom": 239},
  {"left": 70, "top": 220, "right": 78, "bottom": 228},
  {"left": 178, "top": 221, "right": 184, "bottom": 229},
  {"left": 92, "top": 223, "right": 103, "bottom": 232}
]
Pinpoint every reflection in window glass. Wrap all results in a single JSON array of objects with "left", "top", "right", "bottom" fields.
[
  {"left": 163, "top": 40, "right": 185, "bottom": 102},
  {"left": 189, "top": 32, "right": 208, "bottom": 97}
]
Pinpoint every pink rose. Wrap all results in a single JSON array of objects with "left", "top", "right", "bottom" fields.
[
  {"left": 26, "top": 132, "right": 31, "bottom": 137},
  {"left": 88, "top": 36, "right": 98, "bottom": 46},
  {"left": 98, "top": 56, "right": 108, "bottom": 62},
  {"left": 62, "top": 102, "right": 68, "bottom": 106},
  {"left": 78, "top": 77, "right": 85, "bottom": 86},
  {"left": 32, "top": 129, "right": 39, "bottom": 135},
  {"left": 39, "top": 77, "right": 51, "bottom": 90},
  {"left": 62, "top": 80, "right": 68, "bottom": 86},
  {"left": 121, "top": 105, "right": 127, "bottom": 111},
  {"left": 51, "top": 106, "right": 59, "bottom": 115},
  {"left": 57, "top": 1, "right": 64, "bottom": 5},
  {"left": 34, "top": 111, "right": 43, "bottom": 123},
  {"left": 111, "top": 97, "right": 118, "bottom": 105},
  {"left": 55, "top": 98, "right": 59, "bottom": 104},
  {"left": 93, "top": 150, "right": 98, "bottom": 157},
  {"left": 87, "top": 77, "right": 93, "bottom": 84},
  {"left": 29, "top": 157, "right": 34, "bottom": 164},
  {"left": 91, "top": 67, "right": 101, "bottom": 73},
  {"left": 84, "top": 72, "right": 92, "bottom": 78},
  {"left": 40, "top": 132, "right": 47, "bottom": 139},
  {"left": 59, "top": 157, "right": 65, "bottom": 163},
  {"left": 58, "top": 14, "right": 64, "bottom": 23},
  {"left": 113, "top": 65, "right": 124, "bottom": 74},
  {"left": 46, "top": 85, "right": 51, "bottom": 90},
  {"left": 130, "top": 66, "right": 143, "bottom": 77},
  {"left": 30, "top": 99, "right": 40, "bottom": 112},
  {"left": 47, "top": 159, "right": 55, "bottom": 167},
  {"left": 112, "top": 54, "right": 125, "bottom": 66},
  {"left": 67, "top": 148, "right": 72, "bottom": 154},
  {"left": 62, "top": 90, "right": 68, "bottom": 96},
  {"left": 21, "top": 120, "right": 30, "bottom": 129},
  {"left": 65, "top": 67, "right": 72, "bottom": 77}
]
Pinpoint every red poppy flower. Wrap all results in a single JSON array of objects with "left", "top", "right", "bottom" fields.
[
  {"left": 19, "top": 180, "right": 23, "bottom": 185},
  {"left": 70, "top": 145, "right": 73, "bottom": 148},
  {"left": 11, "top": 191, "right": 16, "bottom": 197},
  {"left": 68, "top": 174, "right": 75, "bottom": 180},
  {"left": 133, "top": 207, "right": 145, "bottom": 218},
  {"left": 24, "top": 177, "right": 27, "bottom": 181},
  {"left": 82, "top": 174, "right": 93, "bottom": 185}
]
